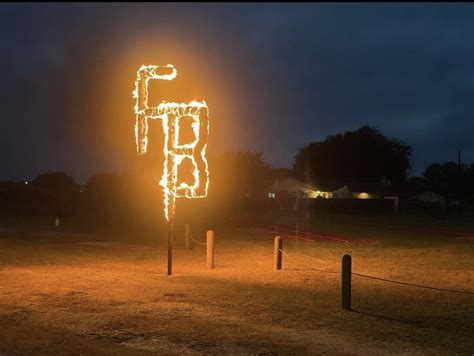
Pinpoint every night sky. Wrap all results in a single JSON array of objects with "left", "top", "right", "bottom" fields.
[{"left": 1, "top": 3, "right": 474, "bottom": 183}]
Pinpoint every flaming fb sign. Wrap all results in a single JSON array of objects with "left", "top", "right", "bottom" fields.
[{"left": 133, "top": 64, "right": 209, "bottom": 222}]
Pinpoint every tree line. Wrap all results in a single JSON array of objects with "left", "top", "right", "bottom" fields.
[{"left": 1, "top": 125, "right": 473, "bottom": 225}]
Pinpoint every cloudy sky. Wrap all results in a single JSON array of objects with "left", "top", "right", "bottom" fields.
[{"left": 1, "top": 3, "right": 473, "bottom": 183}]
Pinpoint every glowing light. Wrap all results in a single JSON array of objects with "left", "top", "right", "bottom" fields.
[
  {"left": 133, "top": 64, "right": 209, "bottom": 221},
  {"left": 358, "top": 192, "right": 369, "bottom": 199}
]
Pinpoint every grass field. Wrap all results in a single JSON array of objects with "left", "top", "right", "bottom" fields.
[{"left": 0, "top": 214, "right": 473, "bottom": 355}]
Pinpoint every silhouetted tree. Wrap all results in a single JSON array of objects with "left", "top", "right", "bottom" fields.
[
  {"left": 292, "top": 126, "right": 412, "bottom": 191},
  {"left": 30, "top": 172, "right": 80, "bottom": 216},
  {"left": 210, "top": 151, "right": 271, "bottom": 201},
  {"left": 400, "top": 176, "right": 427, "bottom": 195},
  {"left": 30, "top": 172, "right": 80, "bottom": 197},
  {"left": 267, "top": 167, "right": 292, "bottom": 185},
  {"left": 0, "top": 181, "right": 36, "bottom": 216},
  {"left": 82, "top": 173, "right": 164, "bottom": 230},
  {"left": 422, "top": 162, "right": 472, "bottom": 198}
]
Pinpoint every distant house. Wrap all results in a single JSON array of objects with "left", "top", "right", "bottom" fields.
[
  {"left": 345, "top": 182, "right": 389, "bottom": 199},
  {"left": 267, "top": 178, "right": 332, "bottom": 199},
  {"left": 411, "top": 191, "right": 447, "bottom": 214},
  {"left": 328, "top": 183, "right": 387, "bottom": 199},
  {"left": 267, "top": 178, "right": 391, "bottom": 200},
  {"left": 331, "top": 185, "right": 357, "bottom": 199},
  {"left": 414, "top": 191, "right": 445, "bottom": 204},
  {"left": 267, "top": 178, "right": 399, "bottom": 213}
]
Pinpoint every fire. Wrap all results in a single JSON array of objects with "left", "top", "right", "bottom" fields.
[{"left": 133, "top": 64, "right": 209, "bottom": 221}]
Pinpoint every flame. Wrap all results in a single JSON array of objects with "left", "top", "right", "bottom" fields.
[{"left": 133, "top": 64, "right": 209, "bottom": 221}]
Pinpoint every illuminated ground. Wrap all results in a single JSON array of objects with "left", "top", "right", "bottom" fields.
[{"left": 0, "top": 218, "right": 473, "bottom": 355}]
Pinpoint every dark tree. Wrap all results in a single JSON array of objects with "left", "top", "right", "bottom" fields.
[
  {"left": 292, "top": 126, "right": 412, "bottom": 190},
  {"left": 422, "top": 162, "right": 472, "bottom": 198},
  {"left": 84, "top": 173, "right": 126, "bottom": 204},
  {"left": 267, "top": 167, "right": 292, "bottom": 185},
  {"left": 82, "top": 173, "right": 164, "bottom": 230},
  {"left": 30, "top": 172, "right": 80, "bottom": 216},
  {"left": 30, "top": 172, "right": 80, "bottom": 198},
  {"left": 210, "top": 151, "right": 271, "bottom": 200},
  {"left": 400, "top": 176, "right": 427, "bottom": 195}
]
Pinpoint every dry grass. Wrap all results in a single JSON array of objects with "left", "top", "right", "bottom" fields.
[{"left": 0, "top": 223, "right": 473, "bottom": 355}]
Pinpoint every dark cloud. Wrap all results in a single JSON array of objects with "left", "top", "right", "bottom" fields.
[{"left": 1, "top": 3, "right": 474, "bottom": 182}]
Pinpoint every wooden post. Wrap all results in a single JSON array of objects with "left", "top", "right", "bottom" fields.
[
  {"left": 185, "top": 224, "right": 191, "bottom": 250},
  {"left": 207, "top": 230, "right": 214, "bottom": 269},
  {"left": 342, "top": 254, "right": 352, "bottom": 310},
  {"left": 274, "top": 236, "right": 282, "bottom": 270}
]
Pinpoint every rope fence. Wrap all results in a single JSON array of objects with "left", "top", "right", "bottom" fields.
[
  {"left": 182, "top": 226, "right": 474, "bottom": 300},
  {"left": 184, "top": 225, "right": 215, "bottom": 270},
  {"left": 352, "top": 272, "right": 474, "bottom": 295},
  {"left": 279, "top": 248, "right": 339, "bottom": 274},
  {"left": 189, "top": 234, "right": 207, "bottom": 246},
  {"left": 277, "top": 245, "right": 474, "bottom": 296}
]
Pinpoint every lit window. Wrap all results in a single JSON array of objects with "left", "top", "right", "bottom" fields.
[{"left": 268, "top": 192, "right": 276, "bottom": 199}]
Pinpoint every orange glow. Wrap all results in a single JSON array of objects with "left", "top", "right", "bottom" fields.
[{"left": 134, "top": 64, "right": 209, "bottom": 221}]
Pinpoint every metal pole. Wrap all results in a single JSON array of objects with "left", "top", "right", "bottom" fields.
[{"left": 167, "top": 216, "right": 174, "bottom": 276}]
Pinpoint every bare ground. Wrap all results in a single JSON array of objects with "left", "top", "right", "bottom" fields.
[{"left": 0, "top": 226, "right": 473, "bottom": 355}]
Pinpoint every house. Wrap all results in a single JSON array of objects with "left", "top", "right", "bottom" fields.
[
  {"left": 267, "top": 178, "right": 391, "bottom": 200},
  {"left": 331, "top": 185, "right": 357, "bottom": 199},
  {"left": 267, "top": 178, "right": 332, "bottom": 199},
  {"left": 329, "top": 183, "right": 387, "bottom": 199},
  {"left": 414, "top": 191, "right": 445, "bottom": 204},
  {"left": 267, "top": 178, "right": 400, "bottom": 213}
]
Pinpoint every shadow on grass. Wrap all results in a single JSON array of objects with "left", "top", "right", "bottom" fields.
[{"left": 351, "top": 309, "right": 427, "bottom": 328}]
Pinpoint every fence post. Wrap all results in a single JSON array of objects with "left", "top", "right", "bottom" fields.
[
  {"left": 274, "top": 236, "right": 282, "bottom": 270},
  {"left": 207, "top": 230, "right": 215, "bottom": 269},
  {"left": 185, "top": 224, "right": 191, "bottom": 250},
  {"left": 342, "top": 254, "right": 352, "bottom": 310}
]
